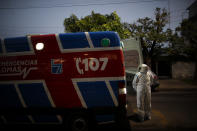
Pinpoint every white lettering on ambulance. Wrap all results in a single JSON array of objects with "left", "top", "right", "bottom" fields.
[
  {"left": 0, "top": 60, "right": 38, "bottom": 79},
  {"left": 76, "top": 58, "right": 108, "bottom": 74},
  {"left": 99, "top": 58, "right": 108, "bottom": 71},
  {"left": 89, "top": 58, "right": 99, "bottom": 71}
]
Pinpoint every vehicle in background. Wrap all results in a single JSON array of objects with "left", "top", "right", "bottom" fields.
[{"left": 148, "top": 69, "right": 160, "bottom": 91}]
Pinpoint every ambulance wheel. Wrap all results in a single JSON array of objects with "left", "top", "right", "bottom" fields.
[{"left": 67, "top": 113, "right": 89, "bottom": 131}]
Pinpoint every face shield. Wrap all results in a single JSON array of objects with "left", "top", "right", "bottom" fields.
[{"left": 140, "top": 64, "right": 148, "bottom": 73}]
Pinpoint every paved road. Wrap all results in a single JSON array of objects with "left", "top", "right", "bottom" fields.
[
  {"left": 1, "top": 91, "right": 197, "bottom": 131},
  {"left": 127, "top": 91, "right": 197, "bottom": 131}
]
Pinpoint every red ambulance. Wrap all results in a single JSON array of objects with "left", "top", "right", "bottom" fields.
[{"left": 0, "top": 31, "right": 127, "bottom": 130}]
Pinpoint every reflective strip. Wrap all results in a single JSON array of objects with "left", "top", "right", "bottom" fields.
[
  {"left": 55, "top": 34, "right": 64, "bottom": 53},
  {"left": 72, "top": 76, "right": 125, "bottom": 82},
  {"left": 15, "top": 84, "right": 35, "bottom": 123},
  {"left": 0, "top": 83, "right": 32, "bottom": 123},
  {"left": 72, "top": 77, "right": 125, "bottom": 108},
  {"left": 0, "top": 80, "right": 62, "bottom": 124},
  {"left": 0, "top": 36, "right": 34, "bottom": 56},
  {"left": 27, "top": 35, "right": 35, "bottom": 53},
  {"left": 76, "top": 81, "right": 114, "bottom": 107},
  {"left": 72, "top": 80, "right": 87, "bottom": 108},
  {"left": 85, "top": 32, "right": 94, "bottom": 48},
  {"left": 1, "top": 39, "right": 6, "bottom": 55},
  {"left": 105, "top": 81, "right": 118, "bottom": 106},
  {"left": 18, "top": 82, "right": 60, "bottom": 123},
  {"left": 55, "top": 32, "right": 122, "bottom": 53},
  {"left": 119, "top": 88, "right": 127, "bottom": 95}
]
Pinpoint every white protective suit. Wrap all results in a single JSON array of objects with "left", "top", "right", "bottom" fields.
[{"left": 132, "top": 64, "right": 153, "bottom": 121}]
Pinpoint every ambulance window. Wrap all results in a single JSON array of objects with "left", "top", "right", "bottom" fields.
[
  {"left": 36, "top": 42, "right": 44, "bottom": 50},
  {"left": 123, "top": 50, "right": 139, "bottom": 68}
]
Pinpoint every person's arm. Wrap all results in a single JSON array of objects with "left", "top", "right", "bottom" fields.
[
  {"left": 132, "top": 73, "right": 139, "bottom": 91},
  {"left": 148, "top": 71, "right": 154, "bottom": 86}
]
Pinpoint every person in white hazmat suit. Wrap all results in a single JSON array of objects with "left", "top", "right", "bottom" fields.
[{"left": 132, "top": 64, "right": 153, "bottom": 122}]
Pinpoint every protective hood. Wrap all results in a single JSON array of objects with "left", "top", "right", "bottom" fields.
[{"left": 140, "top": 64, "right": 148, "bottom": 73}]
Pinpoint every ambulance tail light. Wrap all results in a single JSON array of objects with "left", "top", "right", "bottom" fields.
[{"left": 118, "top": 81, "right": 127, "bottom": 106}]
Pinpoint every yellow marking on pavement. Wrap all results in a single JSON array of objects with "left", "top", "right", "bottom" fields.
[{"left": 152, "top": 109, "right": 168, "bottom": 127}]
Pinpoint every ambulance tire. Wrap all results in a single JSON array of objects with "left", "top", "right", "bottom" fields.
[{"left": 65, "top": 112, "right": 91, "bottom": 131}]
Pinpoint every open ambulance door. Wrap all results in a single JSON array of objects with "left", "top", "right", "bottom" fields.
[{"left": 121, "top": 37, "right": 144, "bottom": 94}]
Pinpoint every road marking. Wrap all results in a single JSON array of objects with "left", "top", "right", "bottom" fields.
[{"left": 152, "top": 109, "right": 168, "bottom": 127}]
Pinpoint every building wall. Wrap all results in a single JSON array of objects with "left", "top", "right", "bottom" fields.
[
  {"left": 188, "top": 0, "right": 197, "bottom": 19},
  {"left": 172, "top": 61, "right": 196, "bottom": 79}
]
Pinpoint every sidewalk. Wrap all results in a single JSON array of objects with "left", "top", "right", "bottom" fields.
[{"left": 158, "top": 79, "right": 197, "bottom": 91}]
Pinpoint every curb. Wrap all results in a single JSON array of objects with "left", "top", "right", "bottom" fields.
[{"left": 157, "top": 87, "right": 197, "bottom": 92}]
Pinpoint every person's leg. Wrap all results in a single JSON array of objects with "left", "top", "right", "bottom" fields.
[
  {"left": 144, "top": 87, "right": 151, "bottom": 120},
  {"left": 137, "top": 89, "right": 145, "bottom": 122}
]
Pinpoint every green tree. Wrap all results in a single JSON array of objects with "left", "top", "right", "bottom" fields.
[
  {"left": 64, "top": 11, "right": 131, "bottom": 39},
  {"left": 168, "top": 19, "right": 197, "bottom": 80},
  {"left": 125, "top": 8, "right": 169, "bottom": 67},
  {"left": 64, "top": 14, "right": 80, "bottom": 33},
  {"left": 167, "top": 28, "right": 185, "bottom": 60},
  {"left": 178, "top": 19, "right": 197, "bottom": 61}
]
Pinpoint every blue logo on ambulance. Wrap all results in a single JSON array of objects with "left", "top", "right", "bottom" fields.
[{"left": 51, "top": 59, "right": 63, "bottom": 74}]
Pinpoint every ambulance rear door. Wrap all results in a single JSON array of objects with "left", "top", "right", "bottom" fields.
[{"left": 122, "top": 38, "right": 143, "bottom": 92}]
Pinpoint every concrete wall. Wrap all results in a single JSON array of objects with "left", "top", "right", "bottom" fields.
[{"left": 172, "top": 61, "right": 196, "bottom": 79}]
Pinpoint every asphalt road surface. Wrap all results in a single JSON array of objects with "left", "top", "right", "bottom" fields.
[
  {"left": 1, "top": 91, "right": 197, "bottom": 131},
  {"left": 127, "top": 90, "right": 197, "bottom": 131}
]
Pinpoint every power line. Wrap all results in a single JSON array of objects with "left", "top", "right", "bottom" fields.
[
  {"left": 0, "top": 0, "right": 166, "bottom": 10},
  {"left": 0, "top": 25, "right": 63, "bottom": 28}
]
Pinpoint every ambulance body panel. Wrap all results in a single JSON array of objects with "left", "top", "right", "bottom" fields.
[{"left": 0, "top": 32, "right": 126, "bottom": 126}]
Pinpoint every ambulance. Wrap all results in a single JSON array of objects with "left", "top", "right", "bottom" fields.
[{"left": 0, "top": 31, "right": 127, "bottom": 130}]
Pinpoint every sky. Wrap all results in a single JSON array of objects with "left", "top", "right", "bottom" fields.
[{"left": 0, "top": 0, "right": 195, "bottom": 38}]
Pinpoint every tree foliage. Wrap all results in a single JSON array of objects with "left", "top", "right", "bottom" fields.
[
  {"left": 168, "top": 19, "right": 197, "bottom": 60},
  {"left": 167, "top": 29, "right": 185, "bottom": 59},
  {"left": 168, "top": 19, "right": 197, "bottom": 80},
  {"left": 64, "top": 11, "right": 131, "bottom": 39},
  {"left": 178, "top": 19, "right": 197, "bottom": 60},
  {"left": 125, "top": 8, "right": 169, "bottom": 66}
]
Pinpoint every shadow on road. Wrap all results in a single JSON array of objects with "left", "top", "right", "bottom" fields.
[{"left": 127, "top": 113, "right": 141, "bottom": 123}]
